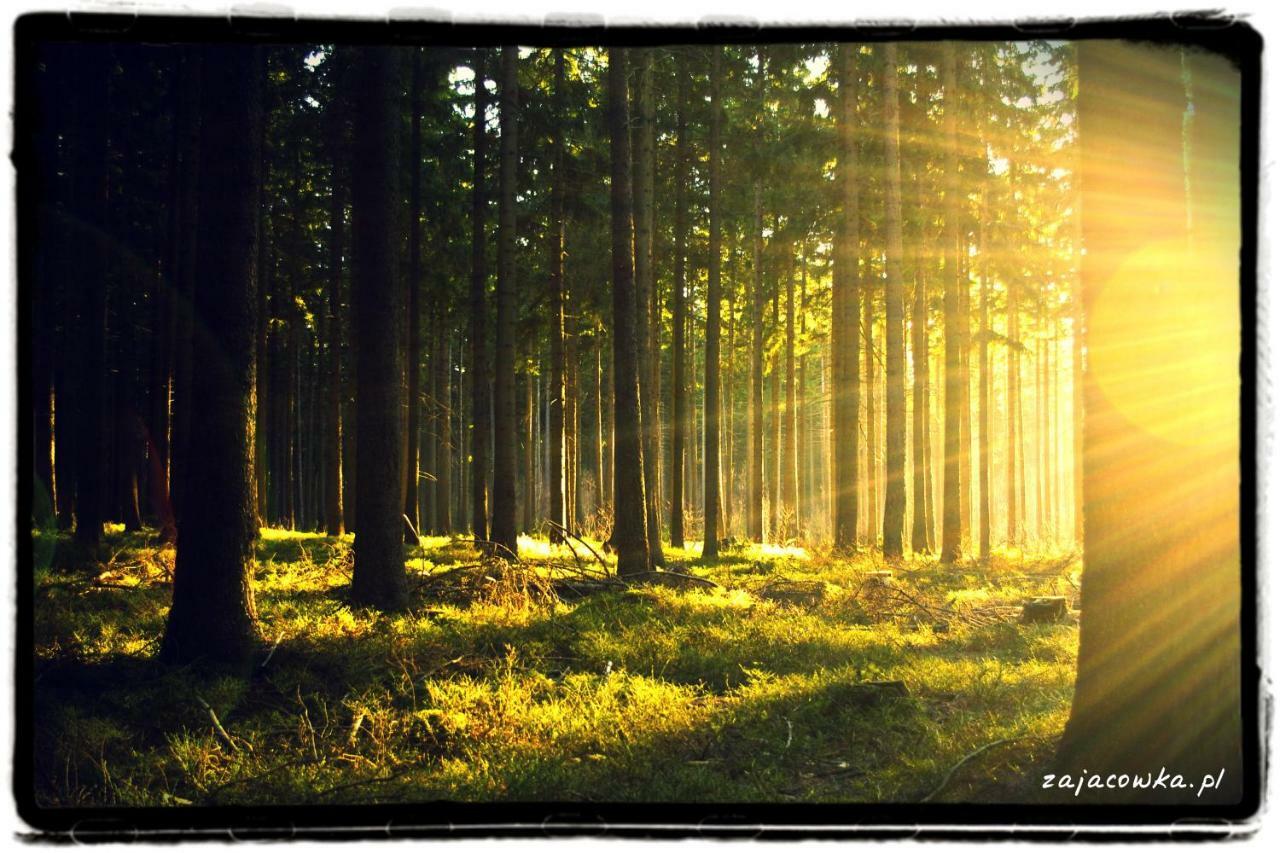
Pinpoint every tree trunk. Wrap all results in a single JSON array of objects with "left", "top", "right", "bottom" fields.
[
  {"left": 436, "top": 331, "right": 453, "bottom": 534},
  {"left": 348, "top": 45, "right": 408, "bottom": 610},
  {"left": 702, "top": 47, "right": 723, "bottom": 561},
  {"left": 403, "top": 49, "right": 424, "bottom": 543},
  {"left": 748, "top": 184, "right": 764, "bottom": 538},
  {"left": 490, "top": 46, "right": 520, "bottom": 558},
  {"left": 768, "top": 281, "right": 780, "bottom": 540},
  {"left": 781, "top": 240, "right": 798, "bottom": 541},
  {"left": 863, "top": 271, "right": 876, "bottom": 544},
  {"left": 1007, "top": 273, "right": 1022, "bottom": 546},
  {"left": 160, "top": 45, "right": 262, "bottom": 665},
  {"left": 881, "top": 43, "right": 907, "bottom": 560},
  {"left": 669, "top": 53, "right": 690, "bottom": 549},
  {"left": 939, "top": 42, "right": 964, "bottom": 564},
  {"left": 1057, "top": 41, "right": 1243, "bottom": 803},
  {"left": 832, "top": 44, "right": 861, "bottom": 553},
  {"left": 469, "top": 49, "right": 491, "bottom": 546},
  {"left": 69, "top": 45, "right": 113, "bottom": 548},
  {"left": 324, "top": 65, "right": 346, "bottom": 536},
  {"left": 548, "top": 48, "right": 567, "bottom": 543},
  {"left": 607, "top": 48, "right": 651, "bottom": 576},
  {"left": 632, "top": 47, "right": 664, "bottom": 564},
  {"left": 978, "top": 188, "right": 992, "bottom": 560}
]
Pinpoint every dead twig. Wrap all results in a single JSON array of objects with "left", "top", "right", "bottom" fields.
[
  {"left": 195, "top": 694, "right": 244, "bottom": 754},
  {"left": 921, "top": 733, "right": 1028, "bottom": 802}
]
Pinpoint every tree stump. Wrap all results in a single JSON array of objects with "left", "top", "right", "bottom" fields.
[{"left": 1021, "top": 596, "right": 1068, "bottom": 624}]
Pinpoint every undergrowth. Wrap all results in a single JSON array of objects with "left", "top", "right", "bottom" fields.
[{"left": 31, "top": 526, "right": 1080, "bottom": 805}]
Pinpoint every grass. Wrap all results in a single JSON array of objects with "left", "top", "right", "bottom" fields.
[{"left": 30, "top": 526, "right": 1080, "bottom": 806}]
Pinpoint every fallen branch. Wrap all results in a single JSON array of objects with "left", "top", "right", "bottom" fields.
[
  {"left": 195, "top": 694, "right": 243, "bottom": 754},
  {"left": 313, "top": 768, "right": 410, "bottom": 800},
  {"left": 921, "top": 733, "right": 1027, "bottom": 803},
  {"left": 547, "top": 520, "right": 609, "bottom": 573}
]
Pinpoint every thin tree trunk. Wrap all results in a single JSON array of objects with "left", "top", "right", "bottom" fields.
[
  {"left": 548, "top": 48, "right": 567, "bottom": 543},
  {"left": 403, "top": 49, "right": 424, "bottom": 542},
  {"left": 633, "top": 48, "right": 664, "bottom": 564},
  {"left": 490, "top": 46, "right": 520, "bottom": 558},
  {"left": 669, "top": 53, "right": 689, "bottom": 548},
  {"left": 469, "top": 49, "right": 491, "bottom": 546},
  {"left": 978, "top": 187, "right": 992, "bottom": 559},
  {"left": 782, "top": 241, "right": 799, "bottom": 541},
  {"left": 881, "top": 43, "right": 907, "bottom": 560},
  {"left": 69, "top": 45, "right": 113, "bottom": 548},
  {"left": 324, "top": 69, "right": 346, "bottom": 536},
  {"left": 832, "top": 44, "right": 861, "bottom": 552},
  {"left": 939, "top": 42, "right": 964, "bottom": 563},
  {"left": 702, "top": 46, "right": 723, "bottom": 562}
]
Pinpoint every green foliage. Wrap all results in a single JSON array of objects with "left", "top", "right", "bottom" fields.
[{"left": 33, "top": 526, "right": 1077, "bottom": 805}]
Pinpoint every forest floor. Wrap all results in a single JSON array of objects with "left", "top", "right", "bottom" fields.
[{"left": 31, "top": 526, "right": 1080, "bottom": 806}]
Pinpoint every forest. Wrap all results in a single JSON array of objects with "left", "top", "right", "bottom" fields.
[{"left": 22, "top": 27, "right": 1248, "bottom": 812}]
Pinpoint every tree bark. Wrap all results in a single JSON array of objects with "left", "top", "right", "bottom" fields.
[
  {"left": 881, "top": 43, "right": 907, "bottom": 560},
  {"left": 669, "top": 52, "right": 690, "bottom": 549},
  {"left": 404, "top": 48, "right": 424, "bottom": 542},
  {"left": 632, "top": 48, "right": 664, "bottom": 564},
  {"left": 832, "top": 44, "right": 861, "bottom": 553},
  {"left": 160, "top": 45, "right": 263, "bottom": 664},
  {"left": 490, "top": 46, "right": 520, "bottom": 558},
  {"left": 1057, "top": 41, "right": 1243, "bottom": 803},
  {"left": 348, "top": 45, "right": 408, "bottom": 610},
  {"left": 702, "top": 46, "right": 723, "bottom": 562},
  {"left": 939, "top": 42, "right": 964, "bottom": 564},
  {"left": 324, "top": 59, "right": 346, "bottom": 536},
  {"left": 548, "top": 48, "right": 567, "bottom": 543},
  {"left": 747, "top": 54, "right": 765, "bottom": 545},
  {"left": 607, "top": 48, "right": 651, "bottom": 576},
  {"left": 469, "top": 49, "right": 491, "bottom": 546},
  {"left": 69, "top": 45, "right": 113, "bottom": 548}
]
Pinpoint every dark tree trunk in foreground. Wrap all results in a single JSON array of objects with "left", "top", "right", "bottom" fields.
[
  {"left": 404, "top": 49, "right": 424, "bottom": 542},
  {"left": 702, "top": 46, "right": 723, "bottom": 562},
  {"left": 832, "top": 44, "right": 860, "bottom": 552},
  {"left": 1057, "top": 41, "right": 1244, "bottom": 805},
  {"left": 348, "top": 46, "right": 408, "bottom": 610},
  {"left": 669, "top": 53, "right": 689, "bottom": 549},
  {"left": 160, "top": 45, "right": 263, "bottom": 665},
  {"left": 939, "top": 42, "right": 963, "bottom": 564},
  {"left": 548, "top": 48, "right": 567, "bottom": 543},
  {"left": 470, "top": 49, "right": 491, "bottom": 546},
  {"left": 880, "top": 43, "right": 907, "bottom": 560},
  {"left": 490, "top": 46, "right": 519, "bottom": 559},
  {"left": 607, "top": 48, "right": 651, "bottom": 576}
]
